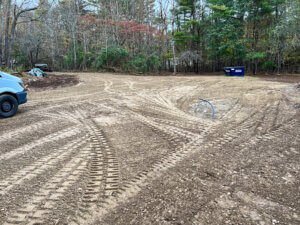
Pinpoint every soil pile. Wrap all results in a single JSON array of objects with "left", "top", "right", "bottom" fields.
[{"left": 23, "top": 74, "right": 79, "bottom": 91}]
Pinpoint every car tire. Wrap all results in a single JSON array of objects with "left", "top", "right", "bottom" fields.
[{"left": 0, "top": 95, "right": 19, "bottom": 118}]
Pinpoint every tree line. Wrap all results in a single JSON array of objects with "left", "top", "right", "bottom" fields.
[{"left": 0, "top": 0, "right": 299, "bottom": 74}]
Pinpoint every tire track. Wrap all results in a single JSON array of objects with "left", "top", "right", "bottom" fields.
[
  {"left": 68, "top": 109, "right": 120, "bottom": 225},
  {"left": 143, "top": 121, "right": 190, "bottom": 149},
  {"left": 252, "top": 104, "right": 273, "bottom": 134},
  {"left": 0, "top": 120, "right": 55, "bottom": 144},
  {"left": 104, "top": 80, "right": 113, "bottom": 93},
  {"left": 0, "top": 136, "right": 87, "bottom": 195},
  {"left": 0, "top": 126, "right": 82, "bottom": 162},
  {"left": 233, "top": 118, "right": 298, "bottom": 154},
  {"left": 260, "top": 101, "right": 281, "bottom": 132},
  {"left": 19, "top": 94, "right": 108, "bottom": 120},
  {"left": 191, "top": 119, "right": 299, "bottom": 225},
  {"left": 135, "top": 114, "right": 200, "bottom": 140},
  {"left": 219, "top": 99, "right": 240, "bottom": 120},
  {"left": 134, "top": 94, "right": 203, "bottom": 123},
  {"left": 124, "top": 81, "right": 135, "bottom": 90},
  {"left": 3, "top": 144, "right": 92, "bottom": 225},
  {"left": 79, "top": 113, "right": 256, "bottom": 225},
  {"left": 271, "top": 100, "right": 281, "bottom": 128},
  {"left": 142, "top": 103, "right": 200, "bottom": 122},
  {"left": 128, "top": 104, "right": 211, "bottom": 136},
  {"left": 42, "top": 111, "right": 82, "bottom": 125},
  {"left": 151, "top": 117, "right": 210, "bottom": 134}
]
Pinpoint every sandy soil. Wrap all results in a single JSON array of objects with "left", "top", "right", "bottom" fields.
[{"left": 0, "top": 73, "right": 299, "bottom": 225}]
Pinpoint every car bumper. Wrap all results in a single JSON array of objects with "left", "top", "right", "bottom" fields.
[{"left": 16, "top": 91, "right": 27, "bottom": 104}]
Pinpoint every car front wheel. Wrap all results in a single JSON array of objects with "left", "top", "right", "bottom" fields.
[{"left": 0, "top": 95, "right": 19, "bottom": 118}]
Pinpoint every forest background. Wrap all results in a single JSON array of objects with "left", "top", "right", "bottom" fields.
[{"left": 0, "top": 0, "right": 299, "bottom": 74}]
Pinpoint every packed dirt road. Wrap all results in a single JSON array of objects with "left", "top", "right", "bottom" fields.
[{"left": 0, "top": 73, "right": 299, "bottom": 225}]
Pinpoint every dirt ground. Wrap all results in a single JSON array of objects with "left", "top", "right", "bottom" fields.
[{"left": 0, "top": 73, "right": 299, "bottom": 225}]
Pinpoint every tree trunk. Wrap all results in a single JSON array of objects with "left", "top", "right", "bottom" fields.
[
  {"left": 7, "top": 5, "right": 17, "bottom": 69},
  {"left": 83, "top": 32, "right": 87, "bottom": 70},
  {"left": 35, "top": 42, "right": 40, "bottom": 64},
  {"left": 4, "top": 0, "right": 11, "bottom": 66},
  {"left": 0, "top": 0, "right": 3, "bottom": 64},
  {"left": 72, "top": 29, "right": 77, "bottom": 69},
  {"left": 5, "top": 3, "right": 37, "bottom": 68},
  {"left": 171, "top": 0, "right": 176, "bottom": 75},
  {"left": 277, "top": 51, "right": 280, "bottom": 75}
]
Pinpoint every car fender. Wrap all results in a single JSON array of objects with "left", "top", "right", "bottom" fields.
[
  {"left": 0, "top": 76, "right": 24, "bottom": 93},
  {"left": 0, "top": 87, "right": 18, "bottom": 95}
]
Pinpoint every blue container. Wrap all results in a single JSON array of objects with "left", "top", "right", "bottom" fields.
[{"left": 224, "top": 66, "right": 245, "bottom": 76}]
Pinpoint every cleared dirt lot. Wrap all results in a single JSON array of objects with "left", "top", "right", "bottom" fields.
[{"left": 0, "top": 73, "right": 299, "bottom": 225}]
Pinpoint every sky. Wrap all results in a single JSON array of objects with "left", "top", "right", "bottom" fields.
[
  {"left": 16, "top": 0, "right": 38, "bottom": 7},
  {"left": 17, "top": 0, "right": 171, "bottom": 14},
  {"left": 18, "top": 0, "right": 170, "bottom": 8}
]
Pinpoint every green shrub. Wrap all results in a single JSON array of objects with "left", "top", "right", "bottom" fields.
[
  {"left": 246, "top": 52, "right": 266, "bottom": 61},
  {"left": 127, "top": 55, "right": 148, "bottom": 73},
  {"left": 62, "top": 44, "right": 99, "bottom": 70},
  {"left": 126, "top": 54, "right": 161, "bottom": 74},
  {"left": 147, "top": 54, "right": 161, "bottom": 72},
  {"left": 63, "top": 52, "right": 73, "bottom": 70},
  {"left": 0, "top": 66, "right": 25, "bottom": 74},
  {"left": 261, "top": 61, "right": 277, "bottom": 71},
  {"left": 94, "top": 46, "right": 129, "bottom": 70},
  {"left": 0, "top": 67, "right": 14, "bottom": 73}
]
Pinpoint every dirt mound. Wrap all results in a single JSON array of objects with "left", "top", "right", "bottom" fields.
[{"left": 24, "top": 74, "right": 79, "bottom": 91}]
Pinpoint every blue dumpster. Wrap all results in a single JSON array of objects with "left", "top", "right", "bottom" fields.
[{"left": 224, "top": 66, "right": 245, "bottom": 76}]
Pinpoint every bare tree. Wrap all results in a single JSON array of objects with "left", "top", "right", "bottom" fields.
[
  {"left": 3, "top": 0, "right": 12, "bottom": 66},
  {"left": 171, "top": 0, "right": 176, "bottom": 75},
  {"left": 0, "top": 0, "right": 4, "bottom": 64},
  {"left": 0, "top": 0, "right": 37, "bottom": 67},
  {"left": 7, "top": 2, "right": 38, "bottom": 66}
]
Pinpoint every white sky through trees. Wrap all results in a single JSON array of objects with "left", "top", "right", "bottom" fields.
[{"left": 18, "top": 0, "right": 167, "bottom": 9}]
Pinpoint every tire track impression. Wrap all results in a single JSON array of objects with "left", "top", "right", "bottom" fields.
[
  {"left": 3, "top": 144, "right": 92, "bottom": 225},
  {"left": 80, "top": 113, "right": 256, "bottom": 224},
  {"left": 0, "top": 120, "right": 55, "bottom": 144},
  {"left": 151, "top": 117, "right": 211, "bottom": 135},
  {"left": 0, "top": 126, "right": 82, "bottom": 162},
  {"left": 134, "top": 94, "right": 203, "bottom": 123},
  {"left": 65, "top": 109, "right": 120, "bottom": 225},
  {"left": 0, "top": 136, "right": 87, "bottom": 195},
  {"left": 192, "top": 119, "right": 299, "bottom": 225},
  {"left": 233, "top": 118, "right": 298, "bottom": 155}
]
